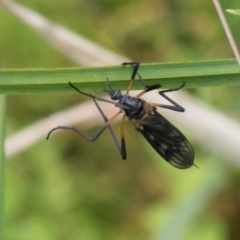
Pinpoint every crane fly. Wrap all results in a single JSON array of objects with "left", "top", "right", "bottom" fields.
[{"left": 46, "top": 62, "right": 194, "bottom": 169}]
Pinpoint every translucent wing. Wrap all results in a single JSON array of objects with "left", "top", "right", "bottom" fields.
[{"left": 139, "top": 111, "right": 194, "bottom": 169}]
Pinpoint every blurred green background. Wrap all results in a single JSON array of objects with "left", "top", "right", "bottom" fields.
[{"left": 1, "top": 0, "right": 240, "bottom": 239}]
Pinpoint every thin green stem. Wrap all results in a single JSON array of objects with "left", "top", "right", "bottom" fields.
[{"left": 0, "top": 95, "right": 6, "bottom": 240}]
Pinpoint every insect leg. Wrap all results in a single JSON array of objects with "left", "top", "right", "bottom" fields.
[
  {"left": 136, "top": 72, "right": 162, "bottom": 90},
  {"left": 46, "top": 94, "right": 126, "bottom": 159},
  {"left": 120, "top": 115, "right": 127, "bottom": 159},
  {"left": 46, "top": 110, "right": 121, "bottom": 141},
  {"left": 122, "top": 61, "right": 160, "bottom": 91},
  {"left": 158, "top": 82, "right": 185, "bottom": 112},
  {"left": 122, "top": 61, "right": 140, "bottom": 79},
  {"left": 91, "top": 98, "right": 126, "bottom": 160},
  {"left": 122, "top": 61, "right": 140, "bottom": 93},
  {"left": 135, "top": 83, "right": 161, "bottom": 98}
]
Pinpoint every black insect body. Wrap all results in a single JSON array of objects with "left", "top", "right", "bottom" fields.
[{"left": 47, "top": 62, "right": 194, "bottom": 169}]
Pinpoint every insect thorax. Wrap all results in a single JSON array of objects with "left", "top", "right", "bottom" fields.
[{"left": 118, "top": 95, "right": 146, "bottom": 119}]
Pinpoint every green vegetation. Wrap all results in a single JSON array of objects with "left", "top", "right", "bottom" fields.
[
  {"left": 0, "top": 96, "right": 6, "bottom": 240},
  {"left": 1, "top": 0, "right": 240, "bottom": 240}
]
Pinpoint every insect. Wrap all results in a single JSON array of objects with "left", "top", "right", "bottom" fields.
[{"left": 46, "top": 62, "right": 194, "bottom": 169}]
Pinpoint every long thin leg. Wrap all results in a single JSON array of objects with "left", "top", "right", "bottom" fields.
[
  {"left": 47, "top": 83, "right": 128, "bottom": 159},
  {"left": 120, "top": 115, "right": 127, "bottom": 159},
  {"left": 122, "top": 62, "right": 161, "bottom": 91},
  {"left": 136, "top": 72, "right": 161, "bottom": 89},
  {"left": 122, "top": 61, "right": 139, "bottom": 81},
  {"left": 46, "top": 110, "right": 127, "bottom": 159},
  {"left": 69, "top": 81, "right": 126, "bottom": 160},
  {"left": 46, "top": 110, "right": 121, "bottom": 142},
  {"left": 135, "top": 81, "right": 185, "bottom": 112},
  {"left": 136, "top": 83, "right": 161, "bottom": 98},
  {"left": 91, "top": 98, "right": 126, "bottom": 160},
  {"left": 91, "top": 98, "right": 127, "bottom": 160},
  {"left": 158, "top": 82, "right": 185, "bottom": 112},
  {"left": 122, "top": 61, "right": 140, "bottom": 93}
]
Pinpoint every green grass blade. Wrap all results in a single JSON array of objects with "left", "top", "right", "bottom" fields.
[
  {"left": 0, "top": 59, "right": 239, "bottom": 94},
  {"left": 0, "top": 95, "right": 6, "bottom": 240}
]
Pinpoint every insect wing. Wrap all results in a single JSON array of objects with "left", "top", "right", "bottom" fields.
[{"left": 140, "top": 112, "right": 194, "bottom": 169}]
